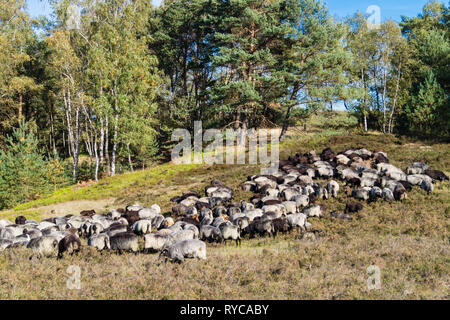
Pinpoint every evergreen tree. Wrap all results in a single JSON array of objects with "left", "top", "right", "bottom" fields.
[{"left": 0, "top": 122, "right": 58, "bottom": 209}]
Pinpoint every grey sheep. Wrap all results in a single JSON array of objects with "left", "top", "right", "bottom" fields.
[
  {"left": 219, "top": 224, "right": 241, "bottom": 246},
  {"left": 326, "top": 180, "right": 340, "bottom": 198},
  {"left": 144, "top": 233, "right": 171, "bottom": 252},
  {"left": 199, "top": 225, "right": 222, "bottom": 243},
  {"left": 161, "top": 239, "right": 207, "bottom": 263},
  {"left": 27, "top": 236, "right": 59, "bottom": 257},
  {"left": 88, "top": 233, "right": 111, "bottom": 251},
  {"left": 109, "top": 232, "right": 140, "bottom": 253}
]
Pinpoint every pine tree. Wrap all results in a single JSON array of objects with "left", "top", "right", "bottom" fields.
[{"left": 0, "top": 122, "right": 56, "bottom": 209}]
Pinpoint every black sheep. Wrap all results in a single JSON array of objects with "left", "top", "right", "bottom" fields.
[
  {"left": 345, "top": 202, "right": 364, "bottom": 214},
  {"left": 15, "top": 216, "right": 27, "bottom": 225},
  {"left": 425, "top": 170, "right": 449, "bottom": 181},
  {"left": 58, "top": 234, "right": 82, "bottom": 259}
]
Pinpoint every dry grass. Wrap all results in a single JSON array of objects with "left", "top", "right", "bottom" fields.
[{"left": 0, "top": 123, "right": 449, "bottom": 300}]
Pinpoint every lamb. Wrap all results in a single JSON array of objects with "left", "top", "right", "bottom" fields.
[
  {"left": 326, "top": 180, "right": 340, "bottom": 198},
  {"left": 199, "top": 225, "right": 222, "bottom": 243},
  {"left": 109, "top": 232, "right": 140, "bottom": 253},
  {"left": 88, "top": 233, "right": 110, "bottom": 251},
  {"left": 219, "top": 224, "right": 241, "bottom": 246},
  {"left": 57, "top": 234, "right": 82, "bottom": 259},
  {"left": 27, "top": 236, "right": 59, "bottom": 257},
  {"left": 345, "top": 202, "right": 364, "bottom": 214},
  {"left": 161, "top": 239, "right": 207, "bottom": 263}
]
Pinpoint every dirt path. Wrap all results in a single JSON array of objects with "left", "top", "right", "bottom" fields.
[{"left": 31, "top": 198, "right": 117, "bottom": 219}]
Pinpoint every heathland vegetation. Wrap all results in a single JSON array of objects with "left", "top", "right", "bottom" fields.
[{"left": 0, "top": 0, "right": 449, "bottom": 210}]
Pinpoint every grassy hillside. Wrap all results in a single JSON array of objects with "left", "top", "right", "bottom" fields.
[{"left": 0, "top": 115, "right": 449, "bottom": 300}]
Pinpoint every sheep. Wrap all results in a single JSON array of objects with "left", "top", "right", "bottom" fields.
[
  {"left": 161, "top": 239, "right": 207, "bottom": 263},
  {"left": 302, "top": 205, "right": 326, "bottom": 218},
  {"left": 0, "top": 239, "right": 13, "bottom": 251},
  {"left": 161, "top": 217, "right": 174, "bottom": 229},
  {"left": 398, "top": 181, "right": 413, "bottom": 192},
  {"left": 234, "top": 216, "right": 250, "bottom": 233},
  {"left": 293, "top": 194, "right": 310, "bottom": 208},
  {"left": 382, "top": 188, "right": 395, "bottom": 201},
  {"left": 183, "top": 223, "right": 199, "bottom": 239},
  {"left": 168, "top": 229, "right": 196, "bottom": 245},
  {"left": 138, "top": 208, "right": 159, "bottom": 220},
  {"left": 199, "top": 225, "right": 222, "bottom": 243},
  {"left": 272, "top": 218, "right": 290, "bottom": 236},
  {"left": 262, "top": 204, "right": 286, "bottom": 217},
  {"left": 369, "top": 187, "right": 383, "bottom": 201},
  {"left": 172, "top": 204, "right": 188, "bottom": 216},
  {"left": 109, "top": 232, "right": 139, "bottom": 253},
  {"left": 144, "top": 233, "right": 171, "bottom": 252},
  {"left": 88, "top": 234, "right": 110, "bottom": 251},
  {"left": 326, "top": 180, "right": 340, "bottom": 198},
  {"left": 38, "top": 221, "right": 56, "bottom": 231},
  {"left": 15, "top": 216, "right": 27, "bottom": 225},
  {"left": 241, "top": 181, "right": 257, "bottom": 192},
  {"left": 131, "top": 219, "right": 152, "bottom": 236},
  {"left": 330, "top": 211, "right": 352, "bottom": 221},
  {"left": 23, "top": 228, "right": 43, "bottom": 240},
  {"left": 219, "top": 224, "right": 241, "bottom": 246},
  {"left": 104, "top": 224, "right": 128, "bottom": 237},
  {"left": 421, "top": 180, "right": 434, "bottom": 195},
  {"left": 345, "top": 202, "right": 364, "bottom": 214},
  {"left": 0, "top": 220, "right": 13, "bottom": 228},
  {"left": 282, "top": 201, "right": 297, "bottom": 214},
  {"left": 352, "top": 187, "right": 371, "bottom": 201},
  {"left": 425, "top": 170, "right": 449, "bottom": 182},
  {"left": 247, "top": 219, "right": 275, "bottom": 238},
  {"left": 58, "top": 234, "right": 82, "bottom": 259},
  {"left": 107, "top": 209, "right": 122, "bottom": 220},
  {"left": 286, "top": 213, "right": 308, "bottom": 230},
  {"left": 393, "top": 183, "right": 408, "bottom": 201},
  {"left": 27, "top": 236, "right": 59, "bottom": 257},
  {"left": 80, "top": 210, "right": 95, "bottom": 217},
  {"left": 244, "top": 209, "right": 264, "bottom": 222},
  {"left": 151, "top": 215, "right": 165, "bottom": 230}
]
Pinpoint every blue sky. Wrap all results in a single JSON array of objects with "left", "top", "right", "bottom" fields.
[{"left": 27, "top": 0, "right": 428, "bottom": 21}]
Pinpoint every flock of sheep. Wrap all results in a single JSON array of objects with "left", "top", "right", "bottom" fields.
[{"left": 0, "top": 147, "right": 447, "bottom": 263}]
